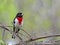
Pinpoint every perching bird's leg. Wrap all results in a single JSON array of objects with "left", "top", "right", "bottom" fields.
[
  {"left": 12, "top": 26, "right": 15, "bottom": 39},
  {"left": 12, "top": 32, "right": 15, "bottom": 39},
  {"left": 15, "top": 29, "right": 20, "bottom": 36},
  {"left": 16, "top": 29, "right": 20, "bottom": 33}
]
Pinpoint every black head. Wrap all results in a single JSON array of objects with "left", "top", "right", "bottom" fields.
[{"left": 16, "top": 13, "right": 23, "bottom": 17}]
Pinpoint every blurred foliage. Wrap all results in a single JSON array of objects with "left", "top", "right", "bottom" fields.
[{"left": 0, "top": 40, "right": 6, "bottom": 45}]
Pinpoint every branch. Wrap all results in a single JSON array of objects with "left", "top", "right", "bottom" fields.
[
  {"left": 0, "top": 25, "right": 32, "bottom": 39},
  {"left": 0, "top": 26, "right": 11, "bottom": 33},
  {"left": 0, "top": 25, "right": 22, "bottom": 40},
  {"left": 1, "top": 25, "right": 60, "bottom": 43},
  {"left": 25, "top": 34, "right": 60, "bottom": 43}
]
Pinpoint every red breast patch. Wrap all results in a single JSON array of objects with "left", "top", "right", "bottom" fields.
[{"left": 17, "top": 17, "right": 23, "bottom": 24}]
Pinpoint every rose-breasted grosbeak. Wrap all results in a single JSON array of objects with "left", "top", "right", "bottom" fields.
[{"left": 12, "top": 13, "right": 23, "bottom": 39}]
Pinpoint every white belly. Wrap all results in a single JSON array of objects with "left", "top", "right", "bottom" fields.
[{"left": 14, "top": 18, "right": 21, "bottom": 28}]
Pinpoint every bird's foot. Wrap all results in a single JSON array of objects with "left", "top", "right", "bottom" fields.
[{"left": 12, "top": 35, "right": 15, "bottom": 39}]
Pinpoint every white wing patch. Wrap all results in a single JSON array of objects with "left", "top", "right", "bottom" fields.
[{"left": 15, "top": 18, "right": 19, "bottom": 26}]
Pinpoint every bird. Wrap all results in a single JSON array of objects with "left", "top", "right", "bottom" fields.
[{"left": 12, "top": 13, "right": 23, "bottom": 39}]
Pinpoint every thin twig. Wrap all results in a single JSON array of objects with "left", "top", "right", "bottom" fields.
[
  {"left": 15, "top": 33, "right": 23, "bottom": 40},
  {"left": 19, "top": 32, "right": 29, "bottom": 38},
  {"left": 21, "top": 28, "right": 32, "bottom": 38}
]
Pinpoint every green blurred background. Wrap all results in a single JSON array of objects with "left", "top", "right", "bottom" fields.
[{"left": 0, "top": 0, "right": 60, "bottom": 44}]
